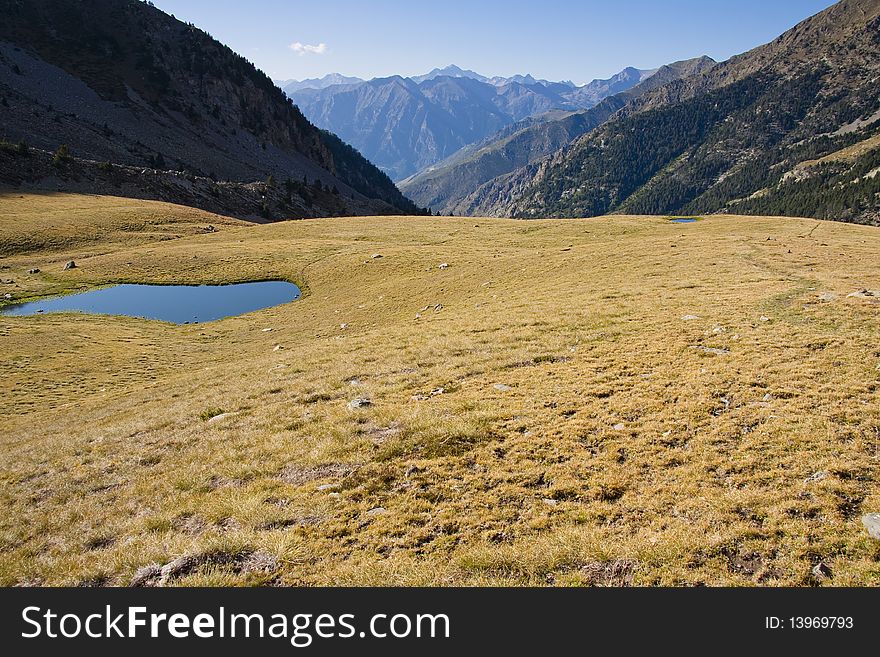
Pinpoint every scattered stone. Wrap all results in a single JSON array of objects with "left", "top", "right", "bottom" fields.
[
  {"left": 433, "top": 303, "right": 443, "bottom": 312},
  {"left": 430, "top": 387, "right": 445, "bottom": 396},
  {"left": 340, "top": 323, "right": 348, "bottom": 329},
  {"left": 804, "top": 470, "right": 828, "bottom": 485},
  {"left": 579, "top": 559, "right": 637, "bottom": 587},
  {"left": 240, "top": 550, "right": 278, "bottom": 575},
  {"left": 862, "top": 513, "right": 880, "bottom": 540},
  {"left": 273, "top": 344, "right": 283, "bottom": 351},
  {"left": 63, "top": 260, "right": 77, "bottom": 270},
  {"left": 681, "top": 314, "right": 700, "bottom": 321},
  {"left": 262, "top": 327, "right": 273, "bottom": 332},
  {"left": 542, "top": 498, "right": 559, "bottom": 506},
  {"left": 689, "top": 345, "right": 730, "bottom": 356},
  {"left": 371, "top": 253, "right": 383, "bottom": 259},
  {"left": 348, "top": 397, "right": 372, "bottom": 410},
  {"left": 712, "top": 325, "right": 726, "bottom": 334},
  {"left": 762, "top": 393, "right": 773, "bottom": 402},
  {"left": 27, "top": 268, "right": 40, "bottom": 274},
  {"left": 278, "top": 462, "right": 354, "bottom": 486},
  {"left": 847, "top": 289, "right": 880, "bottom": 299},
  {"left": 349, "top": 378, "right": 362, "bottom": 387},
  {"left": 612, "top": 423, "right": 626, "bottom": 431},
  {"left": 328, "top": 492, "right": 341, "bottom": 498},
  {"left": 365, "top": 507, "right": 387, "bottom": 517},
  {"left": 438, "top": 263, "right": 449, "bottom": 269},
  {"left": 493, "top": 383, "right": 512, "bottom": 392},
  {"left": 207, "top": 412, "right": 236, "bottom": 424},
  {"left": 316, "top": 483, "right": 339, "bottom": 491},
  {"left": 760, "top": 316, "right": 770, "bottom": 322},
  {"left": 817, "top": 292, "right": 838, "bottom": 302},
  {"left": 811, "top": 562, "right": 832, "bottom": 579},
  {"left": 2, "top": 293, "right": 11, "bottom": 300},
  {"left": 130, "top": 564, "right": 162, "bottom": 587}
]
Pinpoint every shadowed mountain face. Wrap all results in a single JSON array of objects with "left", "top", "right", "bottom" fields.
[
  {"left": 462, "top": 0, "right": 880, "bottom": 224},
  {"left": 399, "top": 57, "right": 716, "bottom": 214},
  {"left": 288, "top": 66, "right": 657, "bottom": 181},
  {"left": 0, "top": 0, "right": 423, "bottom": 218}
]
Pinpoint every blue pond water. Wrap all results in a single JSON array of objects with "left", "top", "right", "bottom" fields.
[
  {"left": 670, "top": 218, "right": 698, "bottom": 223},
  {"left": 0, "top": 281, "right": 301, "bottom": 324}
]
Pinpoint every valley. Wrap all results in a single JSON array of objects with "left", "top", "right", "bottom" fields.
[{"left": 1, "top": 191, "right": 878, "bottom": 586}]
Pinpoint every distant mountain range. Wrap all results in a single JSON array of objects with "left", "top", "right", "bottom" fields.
[
  {"left": 277, "top": 73, "right": 365, "bottom": 94},
  {"left": 0, "top": 0, "right": 423, "bottom": 219},
  {"left": 280, "top": 65, "right": 658, "bottom": 180},
  {"left": 399, "top": 57, "right": 715, "bottom": 214},
  {"left": 457, "top": 0, "right": 880, "bottom": 224}
]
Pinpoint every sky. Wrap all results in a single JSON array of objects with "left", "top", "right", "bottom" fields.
[{"left": 150, "top": 0, "right": 838, "bottom": 84}]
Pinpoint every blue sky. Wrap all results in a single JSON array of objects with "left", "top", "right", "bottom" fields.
[{"left": 151, "top": 0, "right": 837, "bottom": 83}]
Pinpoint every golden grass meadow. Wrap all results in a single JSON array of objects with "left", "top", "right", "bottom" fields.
[{"left": 1, "top": 191, "right": 879, "bottom": 586}]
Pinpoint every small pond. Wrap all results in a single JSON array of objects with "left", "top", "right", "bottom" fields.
[
  {"left": 669, "top": 218, "right": 699, "bottom": 223},
  {"left": 0, "top": 281, "right": 301, "bottom": 324}
]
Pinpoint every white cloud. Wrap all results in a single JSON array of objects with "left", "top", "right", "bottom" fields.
[{"left": 290, "top": 42, "right": 328, "bottom": 56}]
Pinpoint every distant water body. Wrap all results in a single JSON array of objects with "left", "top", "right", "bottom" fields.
[{"left": 0, "top": 281, "right": 301, "bottom": 324}]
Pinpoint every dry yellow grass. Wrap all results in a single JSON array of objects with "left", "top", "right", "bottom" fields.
[{"left": 1, "top": 191, "right": 879, "bottom": 586}]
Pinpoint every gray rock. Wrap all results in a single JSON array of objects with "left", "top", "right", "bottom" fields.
[
  {"left": 130, "top": 563, "right": 162, "bottom": 587},
  {"left": 493, "top": 383, "right": 512, "bottom": 392},
  {"left": 27, "top": 268, "right": 40, "bottom": 274},
  {"left": 365, "top": 506, "right": 386, "bottom": 516},
  {"left": 348, "top": 398, "right": 372, "bottom": 409},
  {"left": 681, "top": 314, "right": 700, "bottom": 321},
  {"left": 438, "top": 263, "right": 449, "bottom": 269},
  {"left": 862, "top": 513, "right": 880, "bottom": 540},
  {"left": 689, "top": 345, "right": 730, "bottom": 356},
  {"left": 804, "top": 470, "right": 828, "bottom": 485},
  {"left": 811, "top": 562, "right": 832, "bottom": 579},
  {"left": 371, "top": 253, "right": 383, "bottom": 259},
  {"left": 159, "top": 555, "right": 197, "bottom": 583},
  {"left": 612, "top": 423, "right": 626, "bottom": 431},
  {"left": 63, "top": 260, "right": 77, "bottom": 270},
  {"left": 316, "top": 483, "right": 339, "bottom": 491},
  {"left": 240, "top": 550, "right": 278, "bottom": 574},
  {"left": 207, "top": 412, "right": 235, "bottom": 424}
]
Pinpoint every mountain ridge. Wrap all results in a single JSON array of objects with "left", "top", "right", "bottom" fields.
[
  {"left": 0, "top": 0, "right": 423, "bottom": 218},
  {"left": 462, "top": 0, "right": 880, "bottom": 224},
  {"left": 399, "top": 57, "right": 716, "bottom": 213},
  {"left": 288, "top": 64, "right": 659, "bottom": 180}
]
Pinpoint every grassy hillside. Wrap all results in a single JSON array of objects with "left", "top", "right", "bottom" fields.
[{"left": 1, "top": 192, "right": 879, "bottom": 586}]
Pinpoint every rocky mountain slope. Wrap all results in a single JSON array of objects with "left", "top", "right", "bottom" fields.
[
  {"left": 400, "top": 57, "right": 715, "bottom": 214},
  {"left": 288, "top": 65, "right": 657, "bottom": 180},
  {"left": 0, "top": 0, "right": 423, "bottom": 218},
  {"left": 466, "top": 0, "right": 880, "bottom": 224}
]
